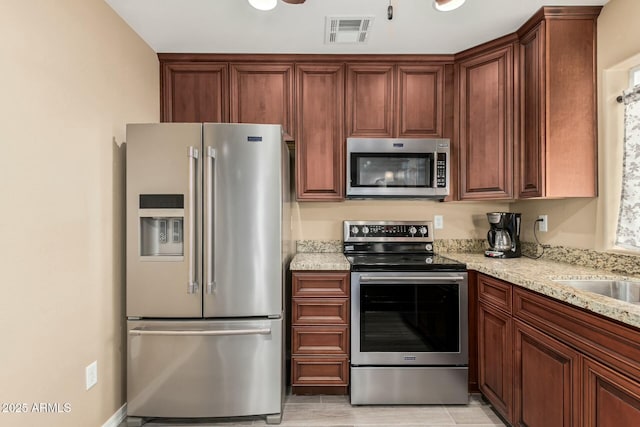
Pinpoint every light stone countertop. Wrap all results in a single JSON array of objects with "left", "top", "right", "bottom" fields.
[
  {"left": 289, "top": 253, "right": 351, "bottom": 271},
  {"left": 442, "top": 253, "right": 640, "bottom": 329},
  {"left": 290, "top": 250, "right": 640, "bottom": 329}
]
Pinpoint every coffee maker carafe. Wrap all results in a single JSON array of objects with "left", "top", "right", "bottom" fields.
[{"left": 485, "top": 212, "right": 521, "bottom": 258}]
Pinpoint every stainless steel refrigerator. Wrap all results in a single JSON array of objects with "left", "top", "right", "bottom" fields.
[{"left": 125, "top": 123, "right": 291, "bottom": 425}]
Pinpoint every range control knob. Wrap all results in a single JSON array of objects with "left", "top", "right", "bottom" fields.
[
  {"left": 425, "top": 257, "right": 434, "bottom": 264},
  {"left": 409, "top": 226, "right": 417, "bottom": 235},
  {"left": 425, "top": 243, "right": 433, "bottom": 251},
  {"left": 419, "top": 226, "right": 428, "bottom": 235},
  {"left": 351, "top": 226, "right": 359, "bottom": 235},
  {"left": 362, "top": 226, "right": 369, "bottom": 234}
]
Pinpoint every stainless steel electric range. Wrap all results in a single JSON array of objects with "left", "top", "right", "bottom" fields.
[{"left": 344, "top": 220, "right": 468, "bottom": 405}]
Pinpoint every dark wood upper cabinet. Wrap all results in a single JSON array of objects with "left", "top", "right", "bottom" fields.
[
  {"left": 158, "top": 5, "right": 601, "bottom": 202},
  {"left": 160, "top": 62, "right": 228, "bottom": 123},
  {"left": 457, "top": 38, "right": 515, "bottom": 200},
  {"left": 295, "top": 63, "right": 345, "bottom": 201},
  {"left": 346, "top": 63, "right": 446, "bottom": 138},
  {"left": 229, "top": 63, "right": 294, "bottom": 139},
  {"left": 517, "top": 6, "right": 601, "bottom": 198},
  {"left": 346, "top": 64, "right": 395, "bottom": 137},
  {"left": 397, "top": 65, "right": 445, "bottom": 137}
]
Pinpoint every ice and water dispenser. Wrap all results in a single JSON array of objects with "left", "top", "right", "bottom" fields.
[{"left": 139, "top": 194, "right": 184, "bottom": 259}]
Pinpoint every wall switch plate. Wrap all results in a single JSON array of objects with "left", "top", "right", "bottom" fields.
[
  {"left": 434, "top": 215, "right": 444, "bottom": 229},
  {"left": 538, "top": 215, "right": 548, "bottom": 232},
  {"left": 86, "top": 360, "right": 98, "bottom": 390}
]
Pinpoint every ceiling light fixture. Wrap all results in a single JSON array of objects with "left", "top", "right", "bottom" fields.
[
  {"left": 248, "top": 0, "right": 277, "bottom": 11},
  {"left": 433, "top": 0, "right": 466, "bottom": 12}
]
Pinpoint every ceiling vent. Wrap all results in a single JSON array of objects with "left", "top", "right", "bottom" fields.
[{"left": 325, "top": 16, "right": 374, "bottom": 44}]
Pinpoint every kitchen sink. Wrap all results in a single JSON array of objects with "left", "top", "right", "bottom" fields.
[{"left": 553, "top": 279, "right": 640, "bottom": 304}]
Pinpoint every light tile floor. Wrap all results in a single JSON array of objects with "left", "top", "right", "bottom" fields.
[{"left": 124, "top": 393, "right": 507, "bottom": 427}]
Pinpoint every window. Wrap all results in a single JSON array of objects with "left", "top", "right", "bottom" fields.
[{"left": 615, "top": 65, "right": 640, "bottom": 251}]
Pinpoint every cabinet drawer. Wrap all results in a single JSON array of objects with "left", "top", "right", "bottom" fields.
[
  {"left": 291, "top": 356, "right": 349, "bottom": 386},
  {"left": 292, "top": 298, "right": 349, "bottom": 325},
  {"left": 292, "top": 272, "right": 349, "bottom": 298},
  {"left": 292, "top": 326, "right": 349, "bottom": 355},
  {"left": 478, "top": 274, "right": 512, "bottom": 313},
  {"left": 513, "top": 287, "right": 640, "bottom": 380}
]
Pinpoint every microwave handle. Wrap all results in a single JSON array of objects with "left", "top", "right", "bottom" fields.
[{"left": 432, "top": 154, "right": 438, "bottom": 188}]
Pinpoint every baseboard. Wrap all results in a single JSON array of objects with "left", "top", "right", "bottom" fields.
[{"left": 102, "top": 403, "right": 127, "bottom": 427}]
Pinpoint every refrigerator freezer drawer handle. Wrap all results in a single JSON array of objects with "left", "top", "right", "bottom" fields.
[
  {"left": 187, "top": 281, "right": 199, "bottom": 293},
  {"left": 206, "top": 281, "right": 216, "bottom": 294},
  {"left": 187, "top": 146, "right": 199, "bottom": 295},
  {"left": 128, "top": 328, "right": 271, "bottom": 337}
]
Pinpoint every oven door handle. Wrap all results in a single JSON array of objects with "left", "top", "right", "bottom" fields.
[{"left": 360, "top": 276, "right": 465, "bottom": 282}]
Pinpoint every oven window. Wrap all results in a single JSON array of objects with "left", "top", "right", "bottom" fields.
[
  {"left": 351, "top": 153, "right": 432, "bottom": 187},
  {"left": 360, "top": 283, "right": 459, "bottom": 352}
]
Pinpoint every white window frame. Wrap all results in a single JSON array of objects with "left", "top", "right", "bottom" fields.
[{"left": 631, "top": 65, "right": 640, "bottom": 88}]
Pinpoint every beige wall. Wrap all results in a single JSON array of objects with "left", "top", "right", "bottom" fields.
[{"left": 0, "top": 1, "right": 158, "bottom": 426}]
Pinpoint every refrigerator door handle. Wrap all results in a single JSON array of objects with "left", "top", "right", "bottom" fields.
[
  {"left": 187, "top": 146, "right": 199, "bottom": 294},
  {"left": 206, "top": 146, "right": 216, "bottom": 294},
  {"left": 128, "top": 327, "right": 271, "bottom": 337}
]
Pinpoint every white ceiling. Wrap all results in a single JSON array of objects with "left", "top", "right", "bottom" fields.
[{"left": 104, "top": 0, "right": 608, "bottom": 55}]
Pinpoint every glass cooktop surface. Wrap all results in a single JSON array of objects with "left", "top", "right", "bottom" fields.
[{"left": 346, "top": 253, "right": 466, "bottom": 272}]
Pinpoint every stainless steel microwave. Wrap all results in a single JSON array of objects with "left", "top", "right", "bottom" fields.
[{"left": 346, "top": 137, "right": 450, "bottom": 199}]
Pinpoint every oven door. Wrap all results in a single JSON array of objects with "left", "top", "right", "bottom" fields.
[{"left": 351, "top": 271, "right": 468, "bottom": 366}]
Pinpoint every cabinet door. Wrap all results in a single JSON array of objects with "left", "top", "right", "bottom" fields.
[
  {"left": 518, "top": 23, "right": 545, "bottom": 198},
  {"left": 161, "top": 62, "right": 228, "bottom": 123},
  {"left": 583, "top": 357, "right": 640, "bottom": 427},
  {"left": 346, "top": 64, "right": 394, "bottom": 137},
  {"left": 514, "top": 320, "right": 580, "bottom": 427},
  {"left": 518, "top": 10, "right": 599, "bottom": 199},
  {"left": 459, "top": 44, "right": 514, "bottom": 200},
  {"left": 295, "top": 63, "right": 345, "bottom": 201},
  {"left": 396, "top": 65, "right": 444, "bottom": 137},
  {"left": 229, "top": 63, "right": 294, "bottom": 138},
  {"left": 478, "top": 301, "right": 513, "bottom": 423}
]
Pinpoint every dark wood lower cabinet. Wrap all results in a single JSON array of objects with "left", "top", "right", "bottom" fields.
[
  {"left": 583, "top": 357, "right": 640, "bottom": 427},
  {"left": 291, "top": 271, "right": 350, "bottom": 395},
  {"left": 477, "top": 273, "right": 640, "bottom": 427},
  {"left": 514, "top": 320, "right": 580, "bottom": 427},
  {"left": 478, "top": 301, "right": 513, "bottom": 422},
  {"left": 291, "top": 357, "right": 349, "bottom": 386}
]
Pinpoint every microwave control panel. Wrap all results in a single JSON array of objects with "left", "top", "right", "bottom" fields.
[{"left": 436, "top": 153, "right": 447, "bottom": 188}]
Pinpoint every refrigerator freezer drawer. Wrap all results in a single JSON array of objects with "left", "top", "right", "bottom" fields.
[{"left": 127, "top": 318, "right": 284, "bottom": 419}]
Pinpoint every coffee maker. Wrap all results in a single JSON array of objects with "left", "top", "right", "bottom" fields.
[{"left": 485, "top": 212, "right": 521, "bottom": 258}]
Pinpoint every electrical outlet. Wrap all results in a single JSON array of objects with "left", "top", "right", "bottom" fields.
[
  {"left": 538, "top": 215, "right": 548, "bottom": 232},
  {"left": 434, "top": 215, "right": 444, "bottom": 230},
  {"left": 86, "top": 360, "right": 98, "bottom": 390}
]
